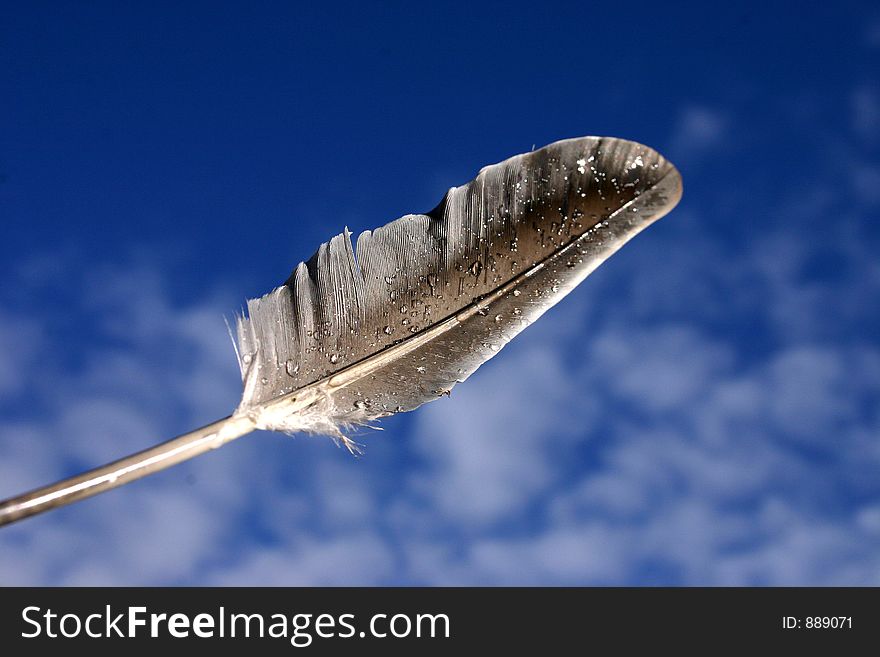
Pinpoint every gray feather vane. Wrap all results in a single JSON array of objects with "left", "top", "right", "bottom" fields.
[
  {"left": 234, "top": 136, "right": 682, "bottom": 449},
  {"left": 0, "top": 135, "right": 681, "bottom": 525}
]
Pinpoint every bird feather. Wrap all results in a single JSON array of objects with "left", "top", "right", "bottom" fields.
[
  {"left": 0, "top": 135, "right": 682, "bottom": 526},
  {"left": 233, "top": 136, "right": 682, "bottom": 447}
]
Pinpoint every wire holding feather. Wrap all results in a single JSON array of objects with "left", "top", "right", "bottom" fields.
[{"left": 0, "top": 415, "right": 256, "bottom": 526}]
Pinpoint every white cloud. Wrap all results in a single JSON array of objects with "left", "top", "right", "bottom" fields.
[
  {"left": 0, "top": 424, "right": 63, "bottom": 502},
  {"left": 853, "top": 165, "right": 880, "bottom": 206},
  {"left": 589, "top": 324, "right": 733, "bottom": 413},
  {"left": 408, "top": 341, "right": 591, "bottom": 526},
  {"left": 209, "top": 532, "right": 395, "bottom": 586},
  {"left": 0, "top": 314, "right": 45, "bottom": 397},
  {"left": 852, "top": 86, "right": 880, "bottom": 142},
  {"left": 667, "top": 106, "right": 728, "bottom": 163}
]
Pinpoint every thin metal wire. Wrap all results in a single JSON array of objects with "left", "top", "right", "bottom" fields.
[{"left": 0, "top": 415, "right": 255, "bottom": 527}]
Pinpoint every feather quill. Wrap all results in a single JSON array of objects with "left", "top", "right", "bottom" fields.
[{"left": 0, "top": 136, "right": 681, "bottom": 525}]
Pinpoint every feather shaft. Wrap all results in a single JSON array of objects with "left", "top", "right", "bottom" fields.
[{"left": 0, "top": 415, "right": 255, "bottom": 526}]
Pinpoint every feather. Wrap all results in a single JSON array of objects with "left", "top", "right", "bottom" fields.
[
  {"left": 0, "top": 135, "right": 681, "bottom": 525},
  {"left": 233, "top": 136, "right": 681, "bottom": 449}
]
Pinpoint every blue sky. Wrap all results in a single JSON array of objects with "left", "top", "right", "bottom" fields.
[{"left": 1, "top": 1, "right": 879, "bottom": 584}]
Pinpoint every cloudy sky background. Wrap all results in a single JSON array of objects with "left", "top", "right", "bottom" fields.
[{"left": 1, "top": 1, "right": 879, "bottom": 585}]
